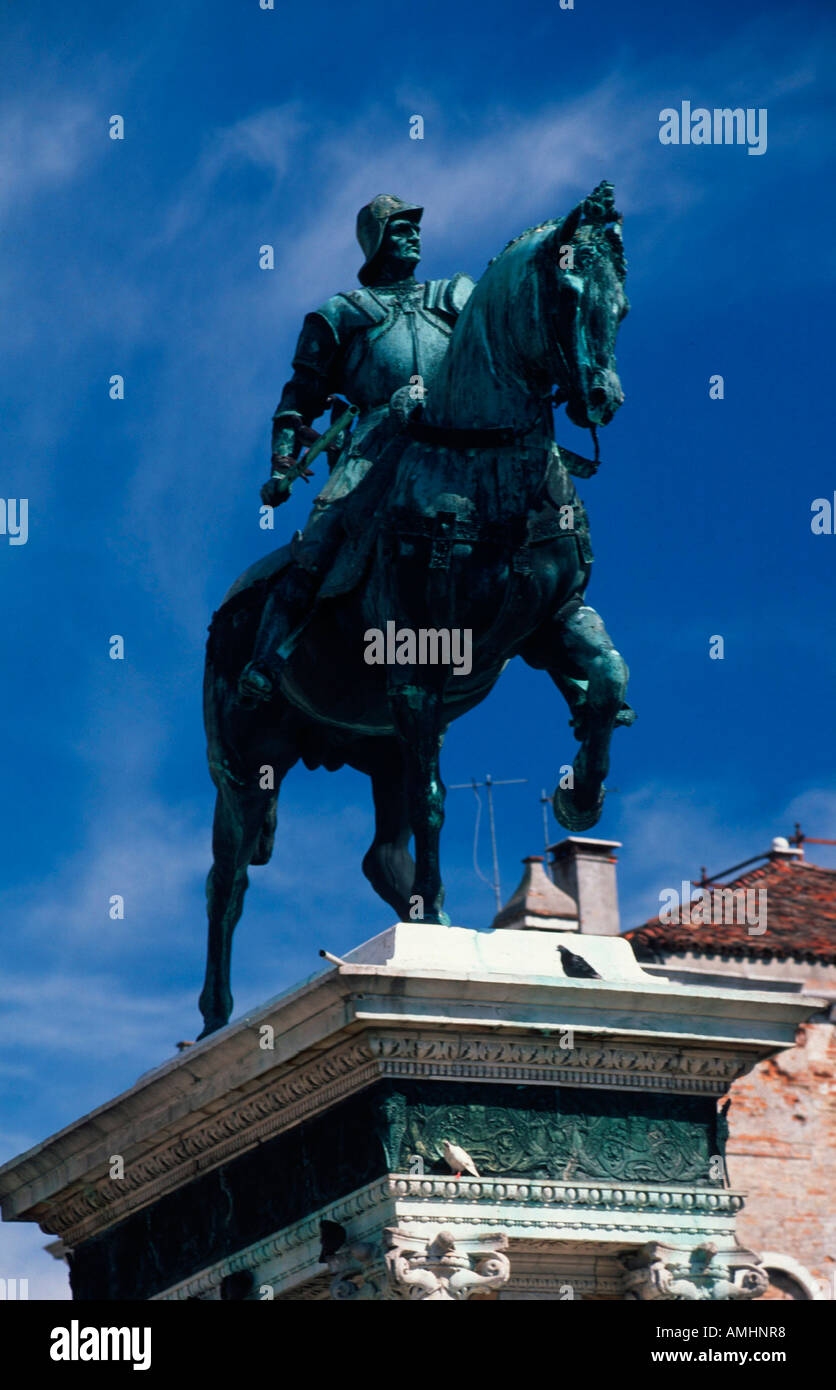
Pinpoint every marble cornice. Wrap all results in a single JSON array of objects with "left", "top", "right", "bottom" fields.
[
  {"left": 19, "top": 1031, "right": 751, "bottom": 1245},
  {"left": 1, "top": 945, "right": 820, "bottom": 1235}
]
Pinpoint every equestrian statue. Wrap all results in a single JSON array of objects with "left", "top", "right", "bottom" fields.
[{"left": 198, "top": 182, "right": 635, "bottom": 1037}]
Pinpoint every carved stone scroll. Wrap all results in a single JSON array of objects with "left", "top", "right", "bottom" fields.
[
  {"left": 327, "top": 1228, "right": 511, "bottom": 1301},
  {"left": 621, "top": 1241, "right": 769, "bottom": 1301}
]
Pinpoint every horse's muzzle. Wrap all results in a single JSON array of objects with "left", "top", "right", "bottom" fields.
[{"left": 568, "top": 371, "right": 624, "bottom": 428}]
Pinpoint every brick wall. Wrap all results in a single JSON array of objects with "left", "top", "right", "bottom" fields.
[{"left": 725, "top": 1020, "right": 836, "bottom": 1295}]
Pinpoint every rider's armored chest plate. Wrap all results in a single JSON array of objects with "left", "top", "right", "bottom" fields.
[{"left": 339, "top": 286, "right": 453, "bottom": 410}]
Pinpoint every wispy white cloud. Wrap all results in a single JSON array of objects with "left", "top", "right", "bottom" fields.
[
  {"left": 614, "top": 780, "right": 836, "bottom": 930},
  {"left": 0, "top": 96, "right": 98, "bottom": 222},
  {"left": 0, "top": 972, "right": 194, "bottom": 1060},
  {"left": 159, "top": 104, "right": 309, "bottom": 244}
]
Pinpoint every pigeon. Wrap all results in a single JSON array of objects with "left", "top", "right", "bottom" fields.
[
  {"left": 318, "top": 1219, "right": 347, "bottom": 1263},
  {"left": 558, "top": 944, "right": 601, "bottom": 979},
  {"left": 442, "top": 1139, "right": 480, "bottom": 1178}
]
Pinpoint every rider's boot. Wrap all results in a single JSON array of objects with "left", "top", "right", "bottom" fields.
[{"left": 237, "top": 565, "right": 320, "bottom": 704}]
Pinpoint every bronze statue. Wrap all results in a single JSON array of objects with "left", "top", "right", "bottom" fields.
[
  {"left": 198, "top": 183, "right": 634, "bottom": 1037},
  {"left": 238, "top": 194, "right": 475, "bottom": 703}
]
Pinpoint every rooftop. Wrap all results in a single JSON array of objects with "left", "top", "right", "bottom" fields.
[{"left": 627, "top": 846, "right": 836, "bottom": 965}]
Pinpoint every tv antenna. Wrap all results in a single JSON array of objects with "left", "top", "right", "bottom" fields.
[
  {"left": 540, "top": 789, "right": 556, "bottom": 881},
  {"left": 449, "top": 774, "right": 528, "bottom": 911}
]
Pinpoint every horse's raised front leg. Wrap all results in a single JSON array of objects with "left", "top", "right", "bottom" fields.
[
  {"left": 198, "top": 780, "right": 277, "bottom": 1038},
  {"left": 524, "top": 600, "right": 633, "bottom": 833},
  {"left": 386, "top": 675, "right": 449, "bottom": 924}
]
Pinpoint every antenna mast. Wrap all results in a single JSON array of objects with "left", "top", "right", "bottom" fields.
[
  {"left": 449, "top": 775, "right": 527, "bottom": 911},
  {"left": 540, "top": 789, "right": 556, "bottom": 881}
]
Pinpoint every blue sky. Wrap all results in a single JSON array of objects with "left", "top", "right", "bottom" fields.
[{"left": 2, "top": 0, "right": 835, "bottom": 1295}]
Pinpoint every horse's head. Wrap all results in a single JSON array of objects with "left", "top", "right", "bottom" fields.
[
  {"left": 547, "top": 181, "right": 628, "bottom": 430},
  {"left": 427, "top": 182, "right": 628, "bottom": 437}
]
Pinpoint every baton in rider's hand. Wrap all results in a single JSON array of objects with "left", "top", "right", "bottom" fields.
[{"left": 260, "top": 400, "right": 359, "bottom": 509}]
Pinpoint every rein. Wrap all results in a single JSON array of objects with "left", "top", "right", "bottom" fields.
[
  {"left": 548, "top": 280, "right": 601, "bottom": 469},
  {"left": 406, "top": 404, "right": 545, "bottom": 449}
]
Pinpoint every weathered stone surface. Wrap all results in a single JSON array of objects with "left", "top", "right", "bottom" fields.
[
  {"left": 66, "top": 1078, "right": 721, "bottom": 1299},
  {"left": 1, "top": 916, "right": 825, "bottom": 1301},
  {"left": 621, "top": 1241, "right": 768, "bottom": 1301}
]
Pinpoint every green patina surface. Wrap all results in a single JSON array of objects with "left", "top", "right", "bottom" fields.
[
  {"left": 69, "top": 1080, "right": 720, "bottom": 1300},
  {"left": 199, "top": 183, "right": 635, "bottom": 1038},
  {"left": 388, "top": 1082, "right": 719, "bottom": 1186}
]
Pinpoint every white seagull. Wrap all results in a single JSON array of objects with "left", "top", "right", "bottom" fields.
[{"left": 442, "top": 1139, "right": 480, "bottom": 1178}]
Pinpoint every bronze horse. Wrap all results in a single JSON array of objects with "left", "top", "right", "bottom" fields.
[{"left": 198, "top": 181, "right": 633, "bottom": 1036}]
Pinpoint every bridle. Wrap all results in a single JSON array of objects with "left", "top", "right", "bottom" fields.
[{"left": 546, "top": 251, "right": 601, "bottom": 466}]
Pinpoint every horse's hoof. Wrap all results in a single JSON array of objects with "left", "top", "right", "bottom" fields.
[
  {"left": 196, "top": 1017, "right": 227, "bottom": 1040},
  {"left": 552, "top": 784, "right": 606, "bottom": 832}
]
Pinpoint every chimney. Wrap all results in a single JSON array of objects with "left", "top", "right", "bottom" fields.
[
  {"left": 548, "top": 837, "right": 621, "bottom": 936},
  {"left": 491, "top": 855, "right": 578, "bottom": 931}
]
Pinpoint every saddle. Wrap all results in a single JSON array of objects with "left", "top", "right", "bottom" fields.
[{"left": 318, "top": 433, "right": 593, "bottom": 601}]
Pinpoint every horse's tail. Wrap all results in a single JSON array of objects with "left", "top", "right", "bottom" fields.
[
  {"left": 203, "top": 584, "right": 268, "bottom": 795},
  {"left": 203, "top": 582, "right": 285, "bottom": 870}
]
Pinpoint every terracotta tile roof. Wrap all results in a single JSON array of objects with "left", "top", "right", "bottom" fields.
[{"left": 625, "top": 858, "right": 836, "bottom": 964}]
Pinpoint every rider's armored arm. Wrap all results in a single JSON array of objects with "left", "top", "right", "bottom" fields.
[{"left": 271, "top": 312, "right": 341, "bottom": 469}]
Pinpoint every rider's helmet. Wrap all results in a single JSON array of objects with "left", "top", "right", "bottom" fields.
[{"left": 356, "top": 194, "right": 423, "bottom": 285}]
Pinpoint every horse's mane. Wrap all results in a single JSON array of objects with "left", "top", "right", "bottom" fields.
[
  {"left": 487, "top": 218, "right": 560, "bottom": 267},
  {"left": 486, "top": 181, "right": 626, "bottom": 283}
]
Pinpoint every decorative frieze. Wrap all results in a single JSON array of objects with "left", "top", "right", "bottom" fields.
[
  {"left": 387, "top": 1081, "right": 720, "bottom": 1186},
  {"left": 39, "top": 1032, "right": 745, "bottom": 1247},
  {"left": 366, "top": 1032, "right": 751, "bottom": 1094}
]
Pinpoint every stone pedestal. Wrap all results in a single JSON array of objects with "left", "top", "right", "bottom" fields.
[{"left": 0, "top": 922, "right": 823, "bottom": 1301}]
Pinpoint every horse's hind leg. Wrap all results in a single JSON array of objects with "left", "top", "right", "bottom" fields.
[
  {"left": 386, "top": 676, "right": 449, "bottom": 924},
  {"left": 524, "top": 600, "right": 631, "bottom": 833},
  {"left": 359, "top": 737, "right": 415, "bottom": 920},
  {"left": 198, "top": 781, "right": 276, "bottom": 1038}
]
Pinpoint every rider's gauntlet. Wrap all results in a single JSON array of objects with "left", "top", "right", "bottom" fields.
[{"left": 271, "top": 411, "right": 303, "bottom": 470}]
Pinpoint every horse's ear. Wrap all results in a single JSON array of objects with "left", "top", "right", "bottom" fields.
[
  {"left": 585, "top": 181, "right": 618, "bottom": 226},
  {"left": 560, "top": 202, "right": 584, "bottom": 245}
]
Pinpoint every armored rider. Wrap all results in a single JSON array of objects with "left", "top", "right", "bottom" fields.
[{"left": 237, "top": 194, "right": 475, "bottom": 704}]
